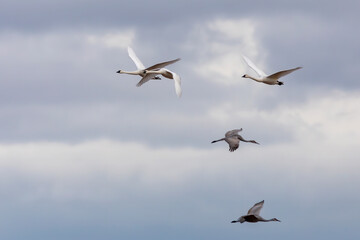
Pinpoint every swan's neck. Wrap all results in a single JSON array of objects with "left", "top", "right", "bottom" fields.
[
  {"left": 238, "top": 136, "right": 257, "bottom": 144},
  {"left": 212, "top": 138, "right": 225, "bottom": 143},
  {"left": 262, "top": 218, "right": 279, "bottom": 222},
  {"left": 248, "top": 76, "right": 263, "bottom": 83},
  {"left": 119, "top": 70, "right": 141, "bottom": 75},
  {"left": 238, "top": 135, "right": 248, "bottom": 142}
]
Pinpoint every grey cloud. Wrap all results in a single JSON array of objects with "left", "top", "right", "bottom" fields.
[
  {"left": 0, "top": 2, "right": 360, "bottom": 239},
  {"left": 0, "top": 140, "right": 359, "bottom": 239},
  {"left": 1, "top": 0, "right": 359, "bottom": 32},
  {"left": 0, "top": 8, "right": 358, "bottom": 147}
]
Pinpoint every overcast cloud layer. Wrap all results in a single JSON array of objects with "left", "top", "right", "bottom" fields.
[{"left": 0, "top": 0, "right": 359, "bottom": 239}]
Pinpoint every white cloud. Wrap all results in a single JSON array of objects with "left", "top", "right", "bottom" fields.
[
  {"left": 2, "top": 87, "right": 360, "bottom": 202},
  {"left": 185, "top": 18, "right": 266, "bottom": 85},
  {"left": 0, "top": 90, "right": 359, "bottom": 234}
]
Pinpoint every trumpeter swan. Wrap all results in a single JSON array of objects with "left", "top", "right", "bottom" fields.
[
  {"left": 116, "top": 47, "right": 180, "bottom": 86},
  {"left": 211, "top": 128, "right": 259, "bottom": 152},
  {"left": 231, "top": 200, "right": 281, "bottom": 223},
  {"left": 242, "top": 55, "right": 302, "bottom": 85}
]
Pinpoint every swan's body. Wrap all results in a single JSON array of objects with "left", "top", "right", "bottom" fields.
[
  {"left": 242, "top": 55, "right": 302, "bottom": 85},
  {"left": 231, "top": 200, "right": 280, "bottom": 224},
  {"left": 211, "top": 128, "right": 259, "bottom": 152},
  {"left": 116, "top": 47, "right": 180, "bottom": 86},
  {"left": 143, "top": 68, "right": 182, "bottom": 97}
]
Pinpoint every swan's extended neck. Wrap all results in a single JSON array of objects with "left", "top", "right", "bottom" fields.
[
  {"left": 247, "top": 75, "right": 263, "bottom": 83},
  {"left": 261, "top": 218, "right": 280, "bottom": 222},
  {"left": 238, "top": 136, "right": 259, "bottom": 144},
  {"left": 211, "top": 138, "right": 225, "bottom": 144},
  {"left": 117, "top": 70, "right": 142, "bottom": 75}
]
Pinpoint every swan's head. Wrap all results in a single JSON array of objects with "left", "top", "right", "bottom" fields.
[
  {"left": 116, "top": 70, "right": 122, "bottom": 74},
  {"left": 272, "top": 218, "right": 281, "bottom": 222},
  {"left": 242, "top": 74, "right": 249, "bottom": 78},
  {"left": 143, "top": 70, "right": 147, "bottom": 74}
]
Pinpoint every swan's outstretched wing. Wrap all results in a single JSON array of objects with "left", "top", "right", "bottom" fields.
[
  {"left": 242, "top": 55, "right": 267, "bottom": 77},
  {"left": 267, "top": 67, "right": 302, "bottom": 79},
  {"left": 128, "top": 46, "right": 145, "bottom": 70},
  {"left": 146, "top": 58, "right": 180, "bottom": 71},
  {"left": 225, "top": 129, "right": 243, "bottom": 138},
  {"left": 247, "top": 200, "right": 264, "bottom": 215},
  {"left": 172, "top": 71, "right": 182, "bottom": 98},
  {"left": 136, "top": 73, "right": 159, "bottom": 87}
]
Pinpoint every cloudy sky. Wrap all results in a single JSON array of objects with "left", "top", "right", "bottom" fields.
[{"left": 1, "top": 0, "right": 360, "bottom": 239}]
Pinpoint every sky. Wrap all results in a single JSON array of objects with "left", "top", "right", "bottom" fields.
[{"left": 0, "top": 0, "right": 360, "bottom": 239}]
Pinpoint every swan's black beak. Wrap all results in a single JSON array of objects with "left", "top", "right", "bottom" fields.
[
  {"left": 116, "top": 70, "right": 121, "bottom": 73},
  {"left": 143, "top": 70, "right": 147, "bottom": 74},
  {"left": 242, "top": 74, "right": 246, "bottom": 78}
]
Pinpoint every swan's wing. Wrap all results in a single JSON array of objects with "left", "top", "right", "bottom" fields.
[
  {"left": 136, "top": 73, "right": 159, "bottom": 87},
  {"left": 146, "top": 58, "right": 180, "bottom": 71},
  {"left": 247, "top": 200, "right": 264, "bottom": 215},
  {"left": 170, "top": 71, "right": 182, "bottom": 98},
  {"left": 128, "top": 46, "right": 145, "bottom": 70},
  {"left": 225, "top": 128, "right": 243, "bottom": 138},
  {"left": 267, "top": 67, "right": 302, "bottom": 79},
  {"left": 242, "top": 55, "right": 267, "bottom": 77}
]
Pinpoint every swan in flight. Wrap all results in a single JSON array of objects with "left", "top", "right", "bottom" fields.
[
  {"left": 211, "top": 128, "right": 259, "bottom": 152},
  {"left": 242, "top": 55, "right": 302, "bottom": 85},
  {"left": 231, "top": 200, "right": 281, "bottom": 224},
  {"left": 142, "top": 68, "right": 182, "bottom": 98},
  {"left": 116, "top": 47, "right": 180, "bottom": 85}
]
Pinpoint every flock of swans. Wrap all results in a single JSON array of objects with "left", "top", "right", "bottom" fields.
[{"left": 117, "top": 46, "right": 302, "bottom": 224}]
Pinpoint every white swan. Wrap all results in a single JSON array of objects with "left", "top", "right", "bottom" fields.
[
  {"left": 231, "top": 200, "right": 281, "bottom": 224},
  {"left": 242, "top": 55, "right": 302, "bottom": 85},
  {"left": 142, "top": 68, "right": 182, "bottom": 98},
  {"left": 211, "top": 128, "right": 259, "bottom": 152},
  {"left": 116, "top": 47, "right": 180, "bottom": 86}
]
